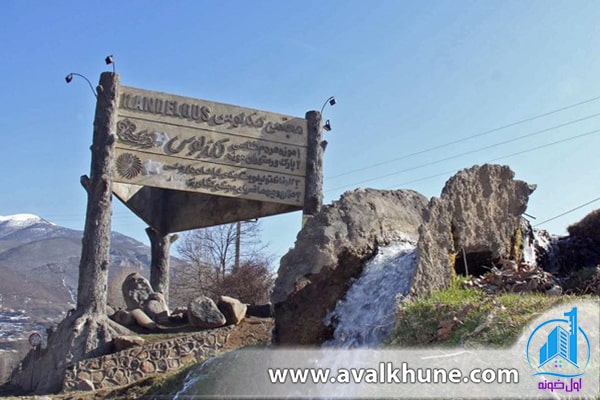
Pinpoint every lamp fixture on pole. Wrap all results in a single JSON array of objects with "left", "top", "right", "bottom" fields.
[
  {"left": 65, "top": 55, "right": 116, "bottom": 97},
  {"left": 320, "top": 96, "right": 336, "bottom": 115},
  {"left": 65, "top": 73, "right": 97, "bottom": 98},
  {"left": 320, "top": 96, "right": 336, "bottom": 131},
  {"left": 105, "top": 54, "right": 115, "bottom": 74}
]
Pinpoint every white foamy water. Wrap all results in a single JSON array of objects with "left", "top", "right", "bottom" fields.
[
  {"left": 324, "top": 237, "right": 418, "bottom": 348},
  {"left": 522, "top": 232, "right": 537, "bottom": 266},
  {"left": 521, "top": 225, "right": 556, "bottom": 268},
  {"left": 173, "top": 356, "right": 219, "bottom": 400},
  {"left": 176, "top": 236, "right": 420, "bottom": 398}
]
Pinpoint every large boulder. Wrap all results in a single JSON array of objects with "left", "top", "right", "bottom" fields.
[
  {"left": 217, "top": 296, "right": 247, "bottom": 325},
  {"left": 272, "top": 188, "right": 428, "bottom": 345},
  {"left": 410, "top": 164, "right": 535, "bottom": 297},
  {"left": 188, "top": 296, "right": 227, "bottom": 329},
  {"left": 111, "top": 309, "right": 135, "bottom": 327}
]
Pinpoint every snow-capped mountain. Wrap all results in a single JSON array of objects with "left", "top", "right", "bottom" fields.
[
  {"left": 0, "top": 214, "right": 75, "bottom": 244},
  {"left": 0, "top": 214, "right": 152, "bottom": 276},
  {"left": 0, "top": 213, "right": 52, "bottom": 227},
  {"left": 0, "top": 213, "right": 154, "bottom": 352}
]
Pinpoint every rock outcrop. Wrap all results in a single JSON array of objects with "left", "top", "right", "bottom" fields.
[
  {"left": 535, "top": 208, "right": 600, "bottom": 275},
  {"left": 568, "top": 208, "right": 600, "bottom": 244},
  {"left": 410, "top": 164, "right": 535, "bottom": 297},
  {"left": 272, "top": 188, "right": 428, "bottom": 345},
  {"left": 542, "top": 236, "right": 600, "bottom": 275}
]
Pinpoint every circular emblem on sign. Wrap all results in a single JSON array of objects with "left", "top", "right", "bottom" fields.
[
  {"left": 29, "top": 332, "right": 42, "bottom": 347},
  {"left": 116, "top": 153, "right": 143, "bottom": 179}
]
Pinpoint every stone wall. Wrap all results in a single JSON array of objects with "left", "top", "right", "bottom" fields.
[{"left": 62, "top": 327, "right": 232, "bottom": 392}]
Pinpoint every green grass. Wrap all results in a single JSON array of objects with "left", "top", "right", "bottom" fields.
[
  {"left": 385, "top": 283, "right": 599, "bottom": 400},
  {"left": 386, "top": 280, "right": 570, "bottom": 348}
]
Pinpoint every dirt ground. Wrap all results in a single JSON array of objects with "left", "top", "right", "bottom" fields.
[{"left": 224, "top": 316, "right": 274, "bottom": 348}]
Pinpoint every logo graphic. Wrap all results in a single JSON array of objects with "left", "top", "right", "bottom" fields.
[{"left": 526, "top": 307, "right": 591, "bottom": 380}]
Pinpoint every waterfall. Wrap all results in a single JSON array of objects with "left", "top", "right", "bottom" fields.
[
  {"left": 173, "top": 356, "right": 220, "bottom": 400},
  {"left": 324, "top": 235, "right": 418, "bottom": 348},
  {"left": 175, "top": 235, "right": 419, "bottom": 397},
  {"left": 521, "top": 220, "right": 557, "bottom": 269},
  {"left": 521, "top": 230, "right": 537, "bottom": 266}
]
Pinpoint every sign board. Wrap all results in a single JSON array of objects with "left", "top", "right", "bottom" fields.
[
  {"left": 115, "top": 86, "right": 307, "bottom": 206},
  {"left": 29, "top": 332, "right": 42, "bottom": 348},
  {"left": 111, "top": 85, "right": 314, "bottom": 233}
]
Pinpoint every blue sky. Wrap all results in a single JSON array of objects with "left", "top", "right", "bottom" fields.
[{"left": 1, "top": 1, "right": 600, "bottom": 261}]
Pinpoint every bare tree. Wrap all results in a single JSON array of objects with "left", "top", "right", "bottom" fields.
[
  {"left": 171, "top": 221, "right": 273, "bottom": 305},
  {"left": 220, "top": 257, "right": 275, "bottom": 304},
  {"left": 178, "top": 221, "right": 264, "bottom": 279},
  {"left": 170, "top": 242, "right": 218, "bottom": 306}
]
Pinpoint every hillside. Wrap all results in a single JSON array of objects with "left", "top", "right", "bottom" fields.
[
  {"left": 0, "top": 214, "right": 152, "bottom": 312},
  {"left": 0, "top": 214, "right": 156, "bottom": 382}
]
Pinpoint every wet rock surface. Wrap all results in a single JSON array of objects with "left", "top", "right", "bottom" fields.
[
  {"left": 272, "top": 188, "right": 428, "bottom": 345},
  {"left": 272, "top": 164, "right": 540, "bottom": 345}
]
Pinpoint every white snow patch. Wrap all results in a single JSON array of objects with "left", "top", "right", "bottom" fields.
[
  {"left": 0, "top": 213, "right": 54, "bottom": 227},
  {"left": 61, "top": 277, "right": 77, "bottom": 306}
]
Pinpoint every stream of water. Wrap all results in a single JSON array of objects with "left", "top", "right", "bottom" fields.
[
  {"left": 324, "top": 238, "right": 417, "bottom": 348},
  {"left": 174, "top": 227, "right": 568, "bottom": 399},
  {"left": 175, "top": 235, "right": 419, "bottom": 398}
]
